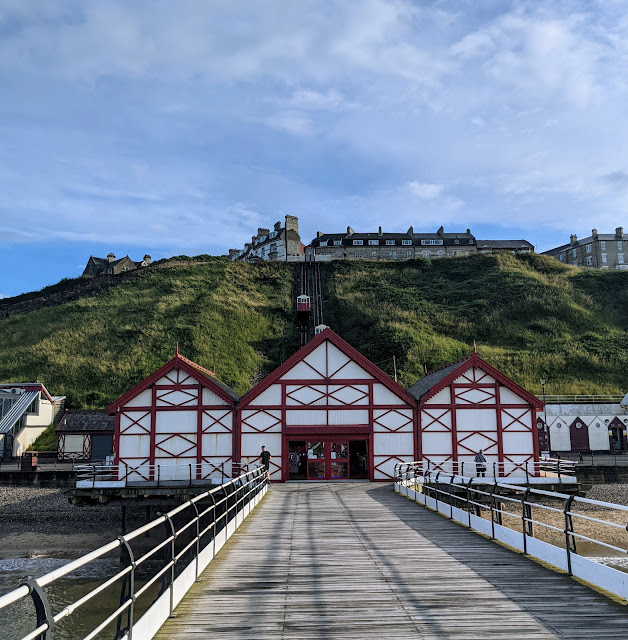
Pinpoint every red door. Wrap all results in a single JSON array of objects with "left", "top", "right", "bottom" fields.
[{"left": 307, "top": 440, "right": 349, "bottom": 480}]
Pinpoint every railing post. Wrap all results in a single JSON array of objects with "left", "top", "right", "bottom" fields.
[
  {"left": 525, "top": 461, "right": 530, "bottom": 484},
  {"left": 163, "top": 514, "right": 177, "bottom": 616},
  {"left": 492, "top": 461, "right": 497, "bottom": 478},
  {"left": 490, "top": 482, "right": 499, "bottom": 539},
  {"left": 434, "top": 471, "right": 441, "bottom": 511},
  {"left": 564, "top": 495, "right": 576, "bottom": 575},
  {"left": 157, "top": 464, "right": 161, "bottom": 488},
  {"left": 26, "top": 579, "right": 54, "bottom": 640},
  {"left": 521, "top": 488, "right": 531, "bottom": 555},
  {"left": 190, "top": 501, "right": 201, "bottom": 581},
  {"left": 466, "top": 478, "right": 474, "bottom": 527},
  {"left": 189, "top": 463, "right": 192, "bottom": 487},
  {"left": 115, "top": 537, "right": 136, "bottom": 640}
]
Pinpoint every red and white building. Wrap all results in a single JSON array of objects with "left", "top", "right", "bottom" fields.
[
  {"left": 408, "top": 351, "right": 542, "bottom": 477},
  {"left": 238, "top": 329, "right": 417, "bottom": 481},
  {"left": 108, "top": 350, "right": 239, "bottom": 482}
]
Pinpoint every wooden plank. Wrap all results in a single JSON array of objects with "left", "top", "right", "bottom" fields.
[{"left": 156, "top": 483, "right": 627, "bottom": 639}]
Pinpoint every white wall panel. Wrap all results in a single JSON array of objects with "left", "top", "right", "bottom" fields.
[
  {"left": 499, "top": 387, "right": 528, "bottom": 405},
  {"left": 155, "top": 433, "right": 196, "bottom": 457},
  {"left": 424, "top": 388, "right": 451, "bottom": 404},
  {"left": 548, "top": 422, "right": 571, "bottom": 450},
  {"left": 374, "top": 455, "right": 411, "bottom": 480},
  {"left": 124, "top": 389, "right": 152, "bottom": 407},
  {"left": 328, "top": 409, "right": 369, "bottom": 425},
  {"left": 119, "top": 435, "right": 150, "bottom": 457},
  {"left": 373, "top": 384, "right": 404, "bottom": 405},
  {"left": 303, "top": 344, "right": 327, "bottom": 375},
  {"left": 420, "top": 432, "right": 453, "bottom": 455},
  {"left": 201, "top": 433, "right": 232, "bottom": 456},
  {"left": 120, "top": 412, "right": 151, "bottom": 435},
  {"left": 202, "top": 388, "right": 227, "bottom": 405},
  {"left": 456, "top": 433, "right": 498, "bottom": 457},
  {"left": 248, "top": 385, "right": 282, "bottom": 405},
  {"left": 285, "top": 409, "right": 327, "bottom": 426},
  {"left": 501, "top": 408, "right": 532, "bottom": 429},
  {"left": 421, "top": 409, "right": 452, "bottom": 430},
  {"left": 202, "top": 409, "right": 232, "bottom": 433},
  {"left": 330, "top": 360, "right": 373, "bottom": 380},
  {"left": 155, "top": 410, "right": 196, "bottom": 434},
  {"left": 281, "top": 361, "right": 325, "bottom": 380},
  {"left": 241, "top": 409, "right": 282, "bottom": 432},
  {"left": 286, "top": 385, "right": 326, "bottom": 406},
  {"left": 325, "top": 343, "right": 349, "bottom": 376},
  {"left": 327, "top": 384, "right": 369, "bottom": 405},
  {"left": 156, "top": 389, "right": 198, "bottom": 407},
  {"left": 373, "top": 408, "right": 413, "bottom": 431},
  {"left": 502, "top": 431, "right": 533, "bottom": 454},
  {"left": 373, "top": 432, "right": 414, "bottom": 456},
  {"left": 588, "top": 423, "right": 610, "bottom": 450},
  {"left": 456, "top": 409, "right": 497, "bottom": 431}
]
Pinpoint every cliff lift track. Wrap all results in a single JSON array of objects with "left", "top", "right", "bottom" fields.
[{"left": 297, "top": 262, "right": 325, "bottom": 348}]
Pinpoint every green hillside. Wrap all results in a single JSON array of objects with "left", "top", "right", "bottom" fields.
[{"left": 0, "top": 254, "right": 626, "bottom": 412}]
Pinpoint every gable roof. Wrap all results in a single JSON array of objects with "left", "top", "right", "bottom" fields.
[
  {"left": 56, "top": 410, "right": 115, "bottom": 433},
  {"left": 240, "top": 328, "right": 416, "bottom": 406},
  {"left": 107, "top": 352, "right": 239, "bottom": 414},
  {"left": 407, "top": 352, "right": 543, "bottom": 408},
  {"left": 0, "top": 382, "right": 61, "bottom": 404}
]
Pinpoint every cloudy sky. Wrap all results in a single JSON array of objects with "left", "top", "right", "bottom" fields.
[{"left": 1, "top": 0, "right": 628, "bottom": 297}]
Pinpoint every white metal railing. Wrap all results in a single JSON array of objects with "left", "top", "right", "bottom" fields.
[
  {"left": 0, "top": 467, "right": 268, "bottom": 640},
  {"left": 402, "top": 458, "right": 577, "bottom": 483},
  {"left": 74, "top": 461, "right": 250, "bottom": 488},
  {"left": 541, "top": 394, "right": 624, "bottom": 404},
  {"left": 394, "top": 465, "right": 628, "bottom": 601}
]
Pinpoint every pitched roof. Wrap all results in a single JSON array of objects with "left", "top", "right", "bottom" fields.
[
  {"left": 240, "top": 327, "right": 416, "bottom": 406},
  {"left": 407, "top": 352, "right": 543, "bottom": 408},
  {"left": 107, "top": 352, "right": 239, "bottom": 413},
  {"left": 0, "top": 382, "right": 61, "bottom": 403},
  {"left": 56, "top": 410, "right": 115, "bottom": 433},
  {"left": 476, "top": 240, "right": 533, "bottom": 249}
]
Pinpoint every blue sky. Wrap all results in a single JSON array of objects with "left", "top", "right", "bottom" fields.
[{"left": 1, "top": 0, "right": 627, "bottom": 297}]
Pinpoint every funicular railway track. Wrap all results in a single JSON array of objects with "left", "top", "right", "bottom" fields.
[{"left": 297, "top": 261, "right": 324, "bottom": 348}]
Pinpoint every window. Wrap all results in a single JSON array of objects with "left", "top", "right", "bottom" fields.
[
  {"left": 402, "top": 240, "right": 412, "bottom": 246},
  {"left": 353, "top": 240, "right": 363, "bottom": 245},
  {"left": 619, "top": 253, "right": 625, "bottom": 264},
  {"left": 371, "top": 251, "right": 378, "bottom": 258},
  {"left": 421, "top": 250, "right": 430, "bottom": 258},
  {"left": 586, "top": 256, "right": 593, "bottom": 266},
  {"left": 334, "top": 240, "right": 342, "bottom": 246},
  {"left": 572, "top": 248, "right": 577, "bottom": 258},
  {"left": 559, "top": 254, "right": 564, "bottom": 262},
  {"left": 453, "top": 250, "right": 458, "bottom": 256},
  {"left": 573, "top": 261, "right": 578, "bottom": 266},
  {"left": 600, "top": 241, "right": 606, "bottom": 250},
  {"left": 618, "top": 241, "right": 623, "bottom": 251},
  {"left": 368, "top": 239, "right": 379, "bottom": 246},
  {"left": 602, "top": 253, "right": 607, "bottom": 263},
  {"left": 319, "top": 241, "right": 328, "bottom": 247},
  {"left": 389, "top": 251, "right": 397, "bottom": 259},
  {"left": 270, "top": 231, "right": 277, "bottom": 239},
  {"left": 421, "top": 239, "right": 443, "bottom": 245},
  {"left": 385, "top": 240, "right": 395, "bottom": 246},
  {"left": 454, "top": 239, "right": 459, "bottom": 245},
  {"left": 354, "top": 250, "right": 362, "bottom": 258},
  {"left": 468, "top": 239, "right": 474, "bottom": 244},
  {"left": 406, "top": 250, "right": 412, "bottom": 257},
  {"left": 437, "top": 250, "right": 445, "bottom": 258},
  {"left": 586, "top": 244, "right": 592, "bottom": 254}
]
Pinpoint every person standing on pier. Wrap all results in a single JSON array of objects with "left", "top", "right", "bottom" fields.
[
  {"left": 260, "top": 445, "right": 272, "bottom": 481},
  {"left": 475, "top": 450, "right": 487, "bottom": 477}
]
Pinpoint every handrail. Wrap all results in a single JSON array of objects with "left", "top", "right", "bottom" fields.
[
  {"left": 394, "top": 463, "right": 628, "bottom": 601},
  {"left": 0, "top": 466, "right": 268, "bottom": 640},
  {"left": 540, "top": 394, "right": 624, "bottom": 404}
]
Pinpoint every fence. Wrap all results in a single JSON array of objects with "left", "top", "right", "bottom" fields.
[
  {"left": 0, "top": 466, "right": 268, "bottom": 640},
  {"left": 410, "top": 458, "right": 577, "bottom": 483},
  {"left": 542, "top": 394, "right": 625, "bottom": 404},
  {"left": 74, "top": 461, "right": 250, "bottom": 488},
  {"left": 395, "top": 463, "right": 628, "bottom": 601}
]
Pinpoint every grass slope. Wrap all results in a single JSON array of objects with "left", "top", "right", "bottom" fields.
[
  {"left": 322, "top": 254, "right": 628, "bottom": 395},
  {"left": 0, "top": 258, "right": 295, "bottom": 407}
]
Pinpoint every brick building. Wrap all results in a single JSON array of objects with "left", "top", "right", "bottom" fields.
[
  {"left": 83, "top": 253, "right": 152, "bottom": 278},
  {"left": 542, "top": 227, "right": 627, "bottom": 269}
]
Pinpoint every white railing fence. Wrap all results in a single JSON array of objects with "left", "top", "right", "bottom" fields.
[
  {"left": 0, "top": 467, "right": 268, "bottom": 640},
  {"left": 395, "top": 463, "right": 628, "bottom": 601}
]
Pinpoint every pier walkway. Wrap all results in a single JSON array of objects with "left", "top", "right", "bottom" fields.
[{"left": 155, "top": 483, "right": 626, "bottom": 640}]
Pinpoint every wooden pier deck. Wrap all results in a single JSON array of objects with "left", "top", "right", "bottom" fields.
[{"left": 156, "top": 483, "right": 627, "bottom": 639}]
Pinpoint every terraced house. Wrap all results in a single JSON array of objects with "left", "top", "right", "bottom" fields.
[
  {"left": 543, "top": 227, "right": 627, "bottom": 270},
  {"left": 310, "top": 226, "right": 533, "bottom": 261}
]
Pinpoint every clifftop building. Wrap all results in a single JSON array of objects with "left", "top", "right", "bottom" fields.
[
  {"left": 229, "top": 215, "right": 303, "bottom": 262},
  {"left": 310, "top": 226, "right": 533, "bottom": 261},
  {"left": 542, "top": 227, "right": 627, "bottom": 269},
  {"left": 83, "top": 253, "right": 152, "bottom": 278}
]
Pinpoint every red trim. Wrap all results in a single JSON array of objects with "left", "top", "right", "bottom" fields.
[
  {"left": 495, "top": 383, "right": 504, "bottom": 463},
  {"left": 149, "top": 386, "right": 156, "bottom": 479},
  {"left": 417, "top": 352, "right": 543, "bottom": 409},
  {"left": 107, "top": 354, "right": 238, "bottom": 413},
  {"left": 120, "top": 404, "right": 229, "bottom": 412},
  {"left": 239, "top": 328, "right": 416, "bottom": 407}
]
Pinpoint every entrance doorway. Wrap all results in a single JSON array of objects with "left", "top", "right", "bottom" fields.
[{"left": 287, "top": 438, "right": 369, "bottom": 480}]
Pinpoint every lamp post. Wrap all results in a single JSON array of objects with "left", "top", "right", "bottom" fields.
[{"left": 540, "top": 377, "right": 548, "bottom": 454}]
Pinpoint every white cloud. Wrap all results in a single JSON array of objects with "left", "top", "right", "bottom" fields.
[
  {"left": 261, "top": 111, "right": 316, "bottom": 136},
  {"left": 407, "top": 182, "right": 444, "bottom": 199}
]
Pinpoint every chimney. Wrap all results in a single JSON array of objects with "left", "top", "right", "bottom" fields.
[
  {"left": 378, "top": 226, "right": 383, "bottom": 236},
  {"left": 592, "top": 228, "right": 598, "bottom": 237},
  {"left": 107, "top": 252, "right": 116, "bottom": 263},
  {"left": 252, "top": 235, "right": 257, "bottom": 244},
  {"left": 407, "top": 225, "right": 414, "bottom": 234},
  {"left": 228, "top": 249, "right": 240, "bottom": 259},
  {"left": 274, "top": 221, "right": 282, "bottom": 232},
  {"left": 143, "top": 254, "right": 152, "bottom": 265},
  {"left": 316, "top": 231, "right": 323, "bottom": 238},
  {"left": 616, "top": 226, "right": 624, "bottom": 238},
  {"left": 466, "top": 229, "right": 471, "bottom": 235},
  {"left": 570, "top": 234, "right": 578, "bottom": 245},
  {"left": 258, "top": 227, "right": 270, "bottom": 237},
  {"left": 284, "top": 215, "right": 299, "bottom": 234},
  {"left": 347, "top": 226, "right": 354, "bottom": 236},
  {"left": 437, "top": 226, "right": 444, "bottom": 236}
]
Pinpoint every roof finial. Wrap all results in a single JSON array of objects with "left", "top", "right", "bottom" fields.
[
  {"left": 175, "top": 342, "right": 179, "bottom": 357},
  {"left": 473, "top": 340, "right": 477, "bottom": 354}
]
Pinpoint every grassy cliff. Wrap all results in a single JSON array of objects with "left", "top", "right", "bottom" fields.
[{"left": 1, "top": 254, "right": 626, "bottom": 411}]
